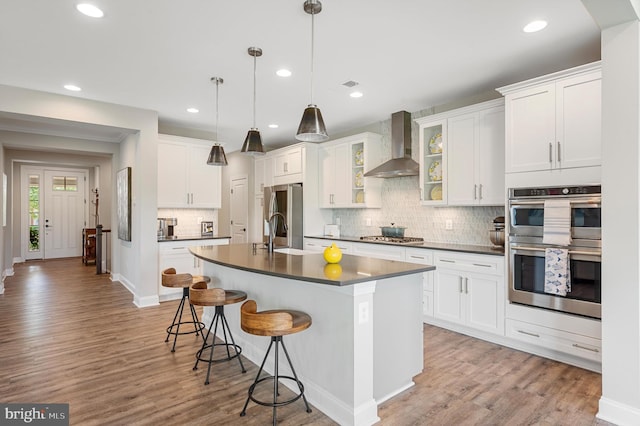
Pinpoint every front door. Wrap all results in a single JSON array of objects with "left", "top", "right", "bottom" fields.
[
  {"left": 230, "top": 176, "right": 248, "bottom": 244},
  {"left": 43, "top": 170, "right": 87, "bottom": 259}
]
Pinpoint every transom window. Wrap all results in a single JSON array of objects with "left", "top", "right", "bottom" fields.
[{"left": 52, "top": 176, "right": 78, "bottom": 191}]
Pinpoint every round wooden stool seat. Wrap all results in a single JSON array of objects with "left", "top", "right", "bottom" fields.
[
  {"left": 162, "top": 267, "right": 210, "bottom": 288},
  {"left": 189, "top": 281, "right": 247, "bottom": 307},
  {"left": 189, "top": 281, "right": 247, "bottom": 385},
  {"left": 239, "top": 300, "right": 312, "bottom": 423},
  {"left": 160, "top": 267, "right": 208, "bottom": 352}
]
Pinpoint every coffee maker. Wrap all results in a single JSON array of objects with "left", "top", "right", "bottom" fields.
[{"left": 157, "top": 217, "right": 178, "bottom": 239}]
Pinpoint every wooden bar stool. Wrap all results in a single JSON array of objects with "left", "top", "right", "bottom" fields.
[
  {"left": 189, "top": 281, "right": 247, "bottom": 385},
  {"left": 161, "top": 268, "right": 207, "bottom": 352},
  {"left": 239, "top": 300, "right": 312, "bottom": 425}
]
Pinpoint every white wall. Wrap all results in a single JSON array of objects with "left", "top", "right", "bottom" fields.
[{"left": 0, "top": 84, "right": 159, "bottom": 307}]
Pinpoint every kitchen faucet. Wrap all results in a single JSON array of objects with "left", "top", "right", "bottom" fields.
[{"left": 267, "top": 212, "right": 287, "bottom": 253}]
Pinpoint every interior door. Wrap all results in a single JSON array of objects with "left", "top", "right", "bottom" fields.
[
  {"left": 230, "top": 176, "right": 248, "bottom": 244},
  {"left": 43, "top": 170, "right": 87, "bottom": 259}
]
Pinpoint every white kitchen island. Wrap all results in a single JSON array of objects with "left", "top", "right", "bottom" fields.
[{"left": 190, "top": 244, "right": 435, "bottom": 426}]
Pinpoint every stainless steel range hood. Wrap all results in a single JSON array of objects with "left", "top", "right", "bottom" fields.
[{"left": 364, "top": 111, "right": 419, "bottom": 178}]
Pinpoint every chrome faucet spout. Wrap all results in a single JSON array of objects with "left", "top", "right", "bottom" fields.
[{"left": 267, "top": 212, "right": 287, "bottom": 253}]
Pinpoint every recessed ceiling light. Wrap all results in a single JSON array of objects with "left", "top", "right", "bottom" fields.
[
  {"left": 76, "top": 3, "right": 104, "bottom": 18},
  {"left": 276, "top": 69, "right": 292, "bottom": 77},
  {"left": 64, "top": 84, "right": 82, "bottom": 92},
  {"left": 187, "top": 108, "right": 199, "bottom": 113},
  {"left": 350, "top": 91, "right": 363, "bottom": 98},
  {"left": 523, "top": 20, "right": 547, "bottom": 33},
  {"left": 268, "top": 124, "right": 279, "bottom": 129}
]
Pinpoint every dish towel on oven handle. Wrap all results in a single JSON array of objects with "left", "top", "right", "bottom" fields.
[
  {"left": 542, "top": 199, "right": 572, "bottom": 246},
  {"left": 544, "top": 247, "right": 571, "bottom": 296}
]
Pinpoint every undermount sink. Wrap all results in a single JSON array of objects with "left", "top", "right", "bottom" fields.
[{"left": 273, "top": 247, "right": 311, "bottom": 255}]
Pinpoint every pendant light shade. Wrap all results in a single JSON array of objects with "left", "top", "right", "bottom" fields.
[
  {"left": 207, "top": 144, "right": 227, "bottom": 166},
  {"left": 296, "top": 0, "right": 329, "bottom": 142},
  {"left": 296, "top": 104, "right": 328, "bottom": 142},
  {"left": 207, "top": 77, "right": 228, "bottom": 166},
  {"left": 241, "top": 47, "right": 265, "bottom": 155}
]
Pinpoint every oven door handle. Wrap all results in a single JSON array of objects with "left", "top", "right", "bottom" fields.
[
  {"left": 510, "top": 245, "right": 601, "bottom": 256},
  {"left": 510, "top": 200, "right": 600, "bottom": 206}
]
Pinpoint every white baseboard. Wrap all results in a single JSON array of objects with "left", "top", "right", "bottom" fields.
[
  {"left": 598, "top": 396, "right": 640, "bottom": 426},
  {"left": 0, "top": 282, "right": 4, "bottom": 294},
  {"left": 134, "top": 295, "right": 160, "bottom": 307},
  {"left": 13, "top": 257, "right": 23, "bottom": 264}
]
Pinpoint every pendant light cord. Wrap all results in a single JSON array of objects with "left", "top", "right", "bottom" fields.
[
  {"left": 215, "top": 79, "right": 219, "bottom": 141},
  {"left": 253, "top": 53, "right": 257, "bottom": 129},
  {"left": 310, "top": 9, "right": 315, "bottom": 105}
]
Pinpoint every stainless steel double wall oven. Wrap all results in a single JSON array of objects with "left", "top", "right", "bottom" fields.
[{"left": 507, "top": 185, "right": 602, "bottom": 319}]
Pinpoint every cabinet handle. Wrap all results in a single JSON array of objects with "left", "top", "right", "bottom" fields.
[
  {"left": 548, "top": 142, "right": 553, "bottom": 163},
  {"left": 473, "top": 184, "right": 477, "bottom": 200},
  {"left": 458, "top": 277, "right": 463, "bottom": 293},
  {"left": 172, "top": 247, "right": 186, "bottom": 250},
  {"left": 557, "top": 141, "right": 561, "bottom": 163},
  {"left": 409, "top": 255, "right": 425, "bottom": 260},
  {"left": 284, "top": 162, "right": 288, "bottom": 173},
  {"left": 464, "top": 277, "right": 469, "bottom": 294},
  {"left": 478, "top": 184, "right": 483, "bottom": 200},
  {"left": 572, "top": 343, "right": 599, "bottom": 353},
  {"left": 517, "top": 330, "right": 540, "bottom": 338},
  {"left": 440, "top": 259, "right": 455, "bottom": 264},
  {"left": 187, "top": 193, "right": 190, "bottom": 204},
  {"left": 472, "top": 263, "right": 491, "bottom": 268}
]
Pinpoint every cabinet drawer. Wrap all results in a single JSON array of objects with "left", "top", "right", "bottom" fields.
[
  {"left": 506, "top": 318, "right": 601, "bottom": 362},
  {"left": 434, "top": 251, "right": 503, "bottom": 275}
]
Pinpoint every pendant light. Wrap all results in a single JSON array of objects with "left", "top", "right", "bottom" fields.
[
  {"left": 295, "top": 0, "right": 329, "bottom": 142},
  {"left": 241, "top": 47, "right": 265, "bottom": 154},
  {"left": 207, "top": 77, "right": 228, "bottom": 166}
]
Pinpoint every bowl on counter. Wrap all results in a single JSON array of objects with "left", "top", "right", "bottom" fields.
[{"left": 489, "top": 229, "right": 505, "bottom": 247}]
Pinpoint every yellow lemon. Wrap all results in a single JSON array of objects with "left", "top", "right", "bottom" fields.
[
  {"left": 323, "top": 243, "right": 343, "bottom": 264},
  {"left": 323, "top": 263, "right": 343, "bottom": 280}
]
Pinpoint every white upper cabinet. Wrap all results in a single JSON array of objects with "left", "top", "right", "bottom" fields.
[
  {"left": 273, "top": 146, "right": 303, "bottom": 185},
  {"left": 158, "top": 135, "right": 222, "bottom": 209},
  {"left": 318, "top": 132, "right": 382, "bottom": 208},
  {"left": 447, "top": 102, "right": 505, "bottom": 206},
  {"left": 253, "top": 156, "right": 273, "bottom": 196},
  {"left": 416, "top": 99, "right": 505, "bottom": 206},
  {"left": 498, "top": 62, "right": 601, "bottom": 173}
]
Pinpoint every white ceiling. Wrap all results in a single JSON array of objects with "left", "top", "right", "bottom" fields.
[{"left": 0, "top": 0, "right": 601, "bottom": 152}]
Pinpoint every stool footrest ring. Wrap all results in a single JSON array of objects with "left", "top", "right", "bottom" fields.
[
  {"left": 247, "top": 375, "right": 306, "bottom": 408},
  {"left": 166, "top": 321, "right": 205, "bottom": 336},
  {"left": 194, "top": 342, "right": 243, "bottom": 364}
]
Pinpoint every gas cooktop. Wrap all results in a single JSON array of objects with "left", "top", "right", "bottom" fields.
[{"left": 360, "top": 236, "right": 425, "bottom": 245}]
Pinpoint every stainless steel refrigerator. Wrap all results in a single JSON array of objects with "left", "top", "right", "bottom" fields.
[{"left": 263, "top": 183, "right": 303, "bottom": 249}]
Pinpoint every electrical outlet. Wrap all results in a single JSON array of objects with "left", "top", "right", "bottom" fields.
[
  {"left": 358, "top": 302, "right": 369, "bottom": 324},
  {"left": 445, "top": 219, "right": 453, "bottom": 230},
  {"left": 365, "top": 218, "right": 372, "bottom": 226}
]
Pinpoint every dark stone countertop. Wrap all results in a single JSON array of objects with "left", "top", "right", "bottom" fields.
[
  {"left": 158, "top": 235, "right": 231, "bottom": 243},
  {"left": 190, "top": 244, "right": 434, "bottom": 286},
  {"left": 304, "top": 235, "right": 505, "bottom": 256}
]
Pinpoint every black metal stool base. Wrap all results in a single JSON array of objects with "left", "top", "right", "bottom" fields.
[
  {"left": 240, "top": 336, "right": 311, "bottom": 425},
  {"left": 165, "top": 287, "right": 204, "bottom": 352},
  {"left": 193, "top": 305, "right": 246, "bottom": 385}
]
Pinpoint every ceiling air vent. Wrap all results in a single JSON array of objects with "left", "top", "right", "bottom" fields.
[{"left": 341, "top": 80, "right": 359, "bottom": 88}]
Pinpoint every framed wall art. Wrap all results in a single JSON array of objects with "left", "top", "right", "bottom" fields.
[{"left": 116, "top": 167, "right": 131, "bottom": 241}]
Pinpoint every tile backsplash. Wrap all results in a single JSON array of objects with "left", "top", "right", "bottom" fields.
[
  {"left": 332, "top": 177, "right": 504, "bottom": 246},
  {"left": 157, "top": 208, "right": 218, "bottom": 237}
]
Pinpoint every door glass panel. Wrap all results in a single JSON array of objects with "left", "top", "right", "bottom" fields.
[
  {"left": 52, "top": 176, "right": 78, "bottom": 191},
  {"left": 513, "top": 254, "right": 601, "bottom": 303},
  {"left": 28, "top": 175, "right": 40, "bottom": 252}
]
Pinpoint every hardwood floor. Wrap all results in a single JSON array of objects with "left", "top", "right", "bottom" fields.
[{"left": 0, "top": 258, "right": 611, "bottom": 425}]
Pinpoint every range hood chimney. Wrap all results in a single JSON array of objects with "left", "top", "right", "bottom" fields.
[{"left": 364, "top": 111, "right": 419, "bottom": 178}]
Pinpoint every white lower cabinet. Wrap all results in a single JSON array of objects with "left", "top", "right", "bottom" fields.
[
  {"left": 303, "top": 238, "right": 353, "bottom": 254},
  {"left": 404, "top": 248, "right": 435, "bottom": 318},
  {"left": 506, "top": 318, "right": 601, "bottom": 363},
  {"left": 158, "top": 239, "right": 229, "bottom": 299},
  {"left": 432, "top": 251, "right": 505, "bottom": 336},
  {"left": 351, "top": 242, "right": 405, "bottom": 261}
]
